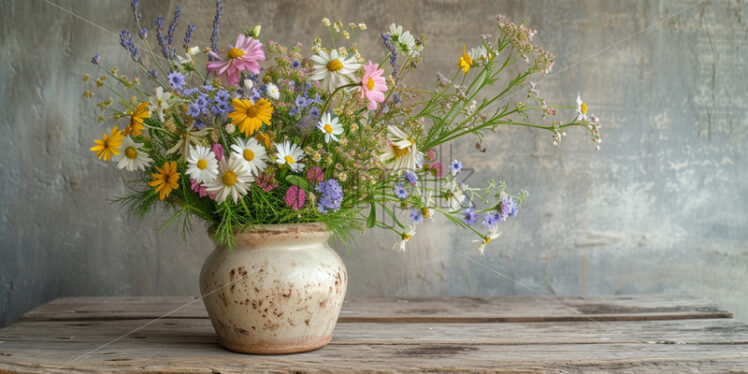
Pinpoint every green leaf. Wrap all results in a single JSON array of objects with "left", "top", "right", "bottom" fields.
[
  {"left": 367, "top": 200, "right": 376, "bottom": 228},
  {"left": 285, "top": 174, "right": 313, "bottom": 192}
]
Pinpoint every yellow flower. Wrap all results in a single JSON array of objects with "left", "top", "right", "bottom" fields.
[
  {"left": 458, "top": 45, "right": 472, "bottom": 73},
  {"left": 254, "top": 132, "right": 272, "bottom": 148},
  {"left": 148, "top": 161, "right": 180, "bottom": 200},
  {"left": 90, "top": 126, "right": 124, "bottom": 161},
  {"left": 228, "top": 98, "right": 273, "bottom": 136},
  {"left": 124, "top": 102, "right": 150, "bottom": 136}
]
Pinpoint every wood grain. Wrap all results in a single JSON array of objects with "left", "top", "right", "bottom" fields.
[{"left": 20, "top": 295, "right": 733, "bottom": 323}]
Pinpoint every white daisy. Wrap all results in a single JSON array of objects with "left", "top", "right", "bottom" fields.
[
  {"left": 265, "top": 82, "right": 280, "bottom": 100},
  {"left": 316, "top": 112, "right": 344, "bottom": 143},
  {"left": 379, "top": 125, "right": 423, "bottom": 174},
  {"left": 148, "top": 86, "right": 172, "bottom": 122},
  {"left": 275, "top": 140, "right": 306, "bottom": 173},
  {"left": 205, "top": 156, "right": 253, "bottom": 204},
  {"left": 473, "top": 229, "right": 501, "bottom": 254},
  {"left": 230, "top": 137, "right": 267, "bottom": 176},
  {"left": 393, "top": 225, "right": 416, "bottom": 252},
  {"left": 389, "top": 24, "right": 422, "bottom": 57},
  {"left": 114, "top": 136, "right": 151, "bottom": 171},
  {"left": 576, "top": 93, "right": 588, "bottom": 122},
  {"left": 309, "top": 49, "right": 360, "bottom": 92},
  {"left": 186, "top": 145, "right": 219, "bottom": 184}
]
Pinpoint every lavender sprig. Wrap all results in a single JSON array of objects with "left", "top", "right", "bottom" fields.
[
  {"left": 155, "top": 16, "right": 168, "bottom": 59},
  {"left": 119, "top": 29, "right": 142, "bottom": 64},
  {"left": 184, "top": 24, "right": 196, "bottom": 49},
  {"left": 130, "top": 0, "right": 141, "bottom": 22},
  {"left": 381, "top": 34, "right": 398, "bottom": 77},
  {"left": 166, "top": 6, "right": 182, "bottom": 59},
  {"left": 209, "top": 0, "right": 222, "bottom": 61}
]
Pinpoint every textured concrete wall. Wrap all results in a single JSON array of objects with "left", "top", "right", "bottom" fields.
[{"left": 1, "top": 0, "right": 746, "bottom": 327}]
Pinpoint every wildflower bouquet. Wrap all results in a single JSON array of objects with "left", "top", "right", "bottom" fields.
[{"left": 86, "top": 1, "right": 601, "bottom": 252}]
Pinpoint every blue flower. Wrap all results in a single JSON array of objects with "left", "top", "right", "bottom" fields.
[
  {"left": 90, "top": 54, "right": 101, "bottom": 65},
  {"left": 202, "top": 84, "right": 215, "bottom": 91},
  {"left": 404, "top": 171, "right": 418, "bottom": 185},
  {"left": 182, "top": 87, "right": 199, "bottom": 96},
  {"left": 292, "top": 60, "right": 301, "bottom": 69},
  {"left": 450, "top": 160, "right": 463, "bottom": 174},
  {"left": 194, "top": 121, "right": 207, "bottom": 130},
  {"left": 295, "top": 95, "right": 309, "bottom": 108},
  {"left": 196, "top": 94, "right": 210, "bottom": 109},
  {"left": 394, "top": 183, "right": 408, "bottom": 199},
  {"left": 289, "top": 106, "right": 300, "bottom": 117},
  {"left": 250, "top": 88, "right": 261, "bottom": 102},
  {"left": 498, "top": 195, "right": 518, "bottom": 219},
  {"left": 482, "top": 212, "right": 501, "bottom": 228},
  {"left": 148, "top": 69, "right": 158, "bottom": 78},
  {"left": 463, "top": 208, "right": 478, "bottom": 225},
  {"left": 138, "top": 28, "right": 148, "bottom": 39},
  {"left": 311, "top": 93, "right": 323, "bottom": 105},
  {"left": 315, "top": 179, "right": 343, "bottom": 214},
  {"left": 215, "top": 89, "right": 230, "bottom": 104},
  {"left": 309, "top": 107, "right": 321, "bottom": 117},
  {"left": 183, "top": 24, "right": 196, "bottom": 49},
  {"left": 186, "top": 103, "right": 201, "bottom": 117},
  {"left": 409, "top": 209, "right": 423, "bottom": 224},
  {"left": 168, "top": 71, "right": 185, "bottom": 90}
]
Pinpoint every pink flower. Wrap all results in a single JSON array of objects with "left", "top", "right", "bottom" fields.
[
  {"left": 360, "top": 61, "right": 387, "bottom": 110},
  {"left": 307, "top": 167, "right": 324, "bottom": 183},
  {"left": 256, "top": 173, "right": 278, "bottom": 192},
  {"left": 284, "top": 185, "right": 306, "bottom": 211},
  {"left": 425, "top": 148, "right": 437, "bottom": 161},
  {"left": 212, "top": 143, "right": 224, "bottom": 162},
  {"left": 207, "top": 34, "right": 265, "bottom": 86},
  {"left": 190, "top": 179, "right": 215, "bottom": 199}
]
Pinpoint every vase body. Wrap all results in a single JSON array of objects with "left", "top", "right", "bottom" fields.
[{"left": 199, "top": 223, "right": 347, "bottom": 354}]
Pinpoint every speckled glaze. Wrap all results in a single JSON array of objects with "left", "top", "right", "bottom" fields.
[{"left": 199, "top": 223, "right": 347, "bottom": 354}]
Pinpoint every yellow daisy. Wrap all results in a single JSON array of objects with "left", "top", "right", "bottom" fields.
[
  {"left": 90, "top": 126, "right": 124, "bottom": 161},
  {"left": 458, "top": 45, "right": 472, "bottom": 73},
  {"left": 124, "top": 102, "right": 150, "bottom": 136},
  {"left": 149, "top": 161, "right": 180, "bottom": 200},
  {"left": 228, "top": 98, "right": 273, "bottom": 136}
]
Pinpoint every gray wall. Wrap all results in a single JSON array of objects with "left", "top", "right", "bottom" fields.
[{"left": 1, "top": 0, "right": 746, "bottom": 327}]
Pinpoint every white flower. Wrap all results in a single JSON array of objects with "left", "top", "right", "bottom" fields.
[
  {"left": 114, "top": 136, "right": 151, "bottom": 171},
  {"left": 205, "top": 156, "right": 253, "bottom": 204},
  {"left": 230, "top": 137, "right": 267, "bottom": 176},
  {"left": 393, "top": 225, "right": 416, "bottom": 251},
  {"left": 389, "top": 24, "right": 422, "bottom": 57},
  {"left": 316, "top": 112, "right": 344, "bottom": 143},
  {"left": 473, "top": 229, "right": 501, "bottom": 254},
  {"left": 576, "top": 93, "right": 588, "bottom": 122},
  {"left": 379, "top": 125, "right": 423, "bottom": 175},
  {"left": 309, "top": 49, "right": 360, "bottom": 92},
  {"left": 468, "top": 45, "right": 489, "bottom": 62},
  {"left": 275, "top": 140, "right": 305, "bottom": 173},
  {"left": 243, "top": 79, "right": 254, "bottom": 90},
  {"left": 265, "top": 82, "right": 280, "bottom": 100},
  {"left": 187, "top": 46, "right": 200, "bottom": 56},
  {"left": 166, "top": 125, "right": 210, "bottom": 157},
  {"left": 148, "top": 86, "right": 172, "bottom": 122},
  {"left": 444, "top": 181, "right": 468, "bottom": 211},
  {"left": 186, "top": 145, "right": 219, "bottom": 184}
]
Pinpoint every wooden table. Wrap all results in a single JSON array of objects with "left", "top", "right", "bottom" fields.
[{"left": 1, "top": 296, "right": 747, "bottom": 373}]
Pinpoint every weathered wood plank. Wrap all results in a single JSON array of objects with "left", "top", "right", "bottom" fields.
[
  {"left": 20, "top": 295, "right": 733, "bottom": 323},
  {"left": 2, "top": 318, "right": 748, "bottom": 345},
  {"left": 1, "top": 340, "right": 747, "bottom": 373}
]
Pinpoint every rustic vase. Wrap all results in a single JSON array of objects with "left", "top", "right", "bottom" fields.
[{"left": 199, "top": 223, "right": 347, "bottom": 354}]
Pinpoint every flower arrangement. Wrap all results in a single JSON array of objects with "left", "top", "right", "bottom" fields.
[{"left": 84, "top": 1, "right": 601, "bottom": 252}]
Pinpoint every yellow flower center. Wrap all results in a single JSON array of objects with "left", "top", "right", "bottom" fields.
[
  {"left": 326, "top": 59, "right": 343, "bottom": 72},
  {"left": 366, "top": 77, "right": 375, "bottom": 91},
  {"left": 402, "top": 233, "right": 412, "bottom": 240},
  {"left": 324, "top": 124, "right": 333, "bottom": 134},
  {"left": 245, "top": 103, "right": 260, "bottom": 118},
  {"left": 197, "top": 159, "right": 208, "bottom": 170},
  {"left": 228, "top": 48, "right": 244, "bottom": 59},
  {"left": 284, "top": 155, "right": 295, "bottom": 165},
  {"left": 485, "top": 237, "right": 492, "bottom": 244},
  {"left": 392, "top": 145, "right": 410, "bottom": 160},
  {"left": 421, "top": 207, "right": 431, "bottom": 218},
  {"left": 222, "top": 171, "right": 237, "bottom": 186},
  {"left": 243, "top": 149, "right": 255, "bottom": 161},
  {"left": 125, "top": 146, "right": 138, "bottom": 159},
  {"left": 581, "top": 102, "right": 587, "bottom": 115}
]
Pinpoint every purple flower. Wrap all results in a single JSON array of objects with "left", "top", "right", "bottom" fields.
[
  {"left": 166, "top": 6, "right": 182, "bottom": 57},
  {"left": 289, "top": 106, "right": 300, "bottom": 117},
  {"left": 295, "top": 95, "right": 309, "bottom": 108},
  {"left": 482, "top": 212, "right": 501, "bottom": 228},
  {"left": 311, "top": 93, "right": 323, "bottom": 105},
  {"left": 315, "top": 179, "right": 343, "bottom": 214},
  {"left": 119, "top": 29, "right": 142, "bottom": 63},
  {"left": 138, "top": 28, "right": 147, "bottom": 39},
  {"left": 202, "top": 84, "right": 215, "bottom": 91},
  {"left": 394, "top": 183, "right": 408, "bottom": 199},
  {"left": 403, "top": 171, "right": 418, "bottom": 185},
  {"left": 155, "top": 16, "right": 168, "bottom": 59},
  {"left": 285, "top": 185, "right": 307, "bottom": 211},
  {"left": 209, "top": 0, "right": 222, "bottom": 60},
  {"left": 183, "top": 87, "right": 199, "bottom": 96},
  {"left": 381, "top": 33, "right": 398, "bottom": 76},
  {"left": 498, "top": 195, "right": 518, "bottom": 219},
  {"left": 250, "top": 88, "right": 261, "bottom": 102},
  {"left": 148, "top": 69, "right": 158, "bottom": 78},
  {"left": 215, "top": 89, "right": 230, "bottom": 104},
  {"left": 90, "top": 54, "right": 101, "bottom": 65},
  {"left": 409, "top": 209, "right": 423, "bottom": 224},
  {"left": 463, "top": 208, "right": 478, "bottom": 225},
  {"left": 196, "top": 94, "right": 210, "bottom": 109},
  {"left": 181, "top": 24, "right": 196, "bottom": 49},
  {"left": 130, "top": 0, "right": 141, "bottom": 22},
  {"left": 309, "top": 107, "right": 321, "bottom": 117},
  {"left": 450, "top": 159, "right": 463, "bottom": 174},
  {"left": 292, "top": 60, "right": 301, "bottom": 69},
  {"left": 168, "top": 71, "right": 185, "bottom": 90},
  {"left": 186, "top": 103, "right": 201, "bottom": 117}
]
